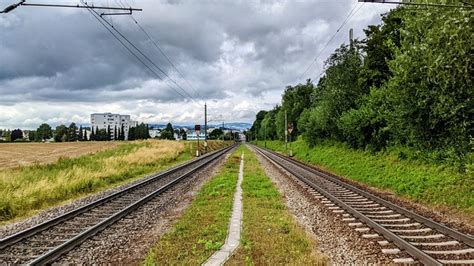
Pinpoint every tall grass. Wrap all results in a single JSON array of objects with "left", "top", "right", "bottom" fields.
[
  {"left": 254, "top": 139, "right": 473, "bottom": 217},
  {"left": 0, "top": 140, "right": 228, "bottom": 223},
  {"left": 228, "top": 146, "right": 325, "bottom": 264}
]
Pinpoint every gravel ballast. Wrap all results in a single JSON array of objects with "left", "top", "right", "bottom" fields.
[
  {"left": 53, "top": 151, "right": 232, "bottom": 264},
  {"left": 249, "top": 146, "right": 395, "bottom": 264},
  {"left": 1, "top": 148, "right": 233, "bottom": 265}
]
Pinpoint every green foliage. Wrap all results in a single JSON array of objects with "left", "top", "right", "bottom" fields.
[
  {"left": 251, "top": 6, "right": 472, "bottom": 167},
  {"left": 54, "top": 125, "right": 68, "bottom": 142},
  {"left": 36, "top": 123, "right": 52, "bottom": 141},
  {"left": 209, "top": 128, "right": 223, "bottom": 139},
  {"left": 159, "top": 123, "right": 175, "bottom": 140},
  {"left": 255, "top": 139, "right": 473, "bottom": 215},
  {"left": 144, "top": 147, "right": 241, "bottom": 265},
  {"left": 130, "top": 123, "right": 152, "bottom": 140},
  {"left": 11, "top": 129, "right": 23, "bottom": 141}
]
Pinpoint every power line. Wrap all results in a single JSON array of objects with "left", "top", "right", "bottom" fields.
[
  {"left": 83, "top": 2, "right": 202, "bottom": 107},
  {"left": 96, "top": 15, "right": 201, "bottom": 106},
  {"left": 311, "top": 3, "right": 365, "bottom": 82},
  {"left": 129, "top": 15, "right": 204, "bottom": 101},
  {"left": 82, "top": 1, "right": 199, "bottom": 106},
  {"left": 297, "top": 3, "right": 362, "bottom": 82}
]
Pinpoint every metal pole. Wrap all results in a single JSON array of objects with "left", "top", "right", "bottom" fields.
[
  {"left": 285, "top": 110, "right": 288, "bottom": 151},
  {"left": 264, "top": 122, "right": 267, "bottom": 148},
  {"left": 197, "top": 132, "right": 199, "bottom": 157},
  {"left": 204, "top": 103, "right": 208, "bottom": 154},
  {"left": 20, "top": 3, "right": 142, "bottom": 11}
]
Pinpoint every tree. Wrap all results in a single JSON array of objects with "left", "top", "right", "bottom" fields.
[
  {"left": 11, "top": 129, "right": 23, "bottom": 141},
  {"left": 67, "top": 123, "right": 78, "bottom": 142},
  {"left": 83, "top": 128, "right": 88, "bottom": 141},
  {"left": 90, "top": 127, "right": 95, "bottom": 141},
  {"left": 129, "top": 127, "right": 136, "bottom": 141},
  {"left": 29, "top": 130, "right": 37, "bottom": 142},
  {"left": 114, "top": 125, "right": 117, "bottom": 140},
  {"left": 54, "top": 125, "right": 68, "bottom": 142},
  {"left": 299, "top": 43, "right": 364, "bottom": 146},
  {"left": 78, "top": 125, "right": 83, "bottom": 141},
  {"left": 120, "top": 124, "right": 125, "bottom": 140},
  {"left": 107, "top": 125, "right": 112, "bottom": 141},
  {"left": 160, "top": 123, "right": 175, "bottom": 140},
  {"left": 209, "top": 128, "right": 223, "bottom": 139},
  {"left": 277, "top": 80, "right": 314, "bottom": 139},
  {"left": 36, "top": 123, "right": 53, "bottom": 141},
  {"left": 180, "top": 128, "right": 187, "bottom": 140}
]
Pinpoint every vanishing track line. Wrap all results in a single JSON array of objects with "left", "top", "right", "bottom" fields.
[
  {"left": 0, "top": 144, "right": 236, "bottom": 265},
  {"left": 253, "top": 145, "right": 473, "bottom": 265}
]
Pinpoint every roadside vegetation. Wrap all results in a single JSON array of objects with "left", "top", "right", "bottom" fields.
[
  {"left": 247, "top": 6, "right": 472, "bottom": 218},
  {"left": 144, "top": 146, "right": 241, "bottom": 265},
  {"left": 228, "top": 145, "right": 325, "bottom": 265},
  {"left": 0, "top": 140, "right": 229, "bottom": 223},
  {"left": 254, "top": 139, "right": 473, "bottom": 217}
]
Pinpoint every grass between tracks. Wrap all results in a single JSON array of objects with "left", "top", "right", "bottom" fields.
[
  {"left": 144, "top": 145, "right": 324, "bottom": 265},
  {"left": 143, "top": 146, "right": 241, "bottom": 265},
  {"left": 0, "top": 140, "right": 230, "bottom": 224},
  {"left": 253, "top": 139, "right": 474, "bottom": 218},
  {"left": 227, "top": 145, "right": 325, "bottom": 265}
]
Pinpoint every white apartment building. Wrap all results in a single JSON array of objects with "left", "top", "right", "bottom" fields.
[{"left": 90, "top": 113, "right": 137, "bottom": 140}]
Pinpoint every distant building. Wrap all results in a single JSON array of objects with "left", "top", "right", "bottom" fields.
[
  {"left": 90, "top": 113, "right": 138, "bottom": 140},
  {"left": 149, "top": 128, "right": 161, "bottom": 138},
  {"left": 186, "top": 131, "right": 206, "bottom": 141}
]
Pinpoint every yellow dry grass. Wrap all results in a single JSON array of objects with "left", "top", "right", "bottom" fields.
[
  {"left": 0, "top": 142, "right": 118, "bottom": 170},
  {"left": 0, "top": 140, "right": 190, "bottom": 223}
]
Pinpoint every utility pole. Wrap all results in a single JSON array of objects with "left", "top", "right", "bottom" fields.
[
  {"left": 285, "top": 110, "right": 288, "bottom": 151},
  {"left": 204, "top": 103, "right": 208, "bottom": 154},
  {"left": 264, "top": 122, "right": 267, "bottom": 148},
  {"left": 349, "top": 28, "right": 354, "bottom": 50}
]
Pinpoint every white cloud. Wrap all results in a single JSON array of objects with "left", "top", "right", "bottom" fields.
[{"left": 0, "top": 0, "right": 392, "bottom": 129}]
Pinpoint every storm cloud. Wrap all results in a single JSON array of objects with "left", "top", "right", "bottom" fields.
[{"left": 0, "top": 0, "right": 391, "bottom": 128}]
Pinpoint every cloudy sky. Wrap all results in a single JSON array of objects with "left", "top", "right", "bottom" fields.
[{"left": 0, "top": 0, "right": 392, "bottom": 129}]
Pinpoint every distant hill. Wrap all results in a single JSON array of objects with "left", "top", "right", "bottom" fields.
[{"left": 149, "top": 122, "right": 252, "bottom": 131}]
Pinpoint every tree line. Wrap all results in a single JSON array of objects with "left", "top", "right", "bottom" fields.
[
  {"left": 0, "top": 122, "right": 191, "bottom": 142},
  {"left": 249, "top": 6, "right": 472, "bottom": 166}
]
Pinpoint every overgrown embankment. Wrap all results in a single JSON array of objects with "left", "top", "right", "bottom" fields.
[
  {"left": 254, "top": 140, "right": 473, "bottom": 217},
  {"left": 0, "top": 140, "right": 229, "bottom": 223}
]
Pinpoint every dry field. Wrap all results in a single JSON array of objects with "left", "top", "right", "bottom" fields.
[{"left": 0, "top": 142, "right": 118, "bottom": 170}]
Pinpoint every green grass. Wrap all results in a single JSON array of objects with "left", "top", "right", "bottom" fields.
[
  {"left": 254, "top": 139, "right": 474, "bottom": 217},
  {"left": 227, "top": 145, "right": 325, "bottom": 265},
  {"left": 0, "top": 140, "right": 230, "bottom": 224},
  {"left": 143, "top": 146, "right": 242, "bottom": 265}
]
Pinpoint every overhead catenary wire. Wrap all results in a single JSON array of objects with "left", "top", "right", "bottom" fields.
[
  {"left": 130, "top": 15, "right": 204, "bottom": 101},
  {"left": 297, "top": 2, "right": 363, "bottom": 82},
  {"left": 81, "top": 1, "right": 202, "bottom": 108},
  {"left": 311, "top": 3, "right": 365, "bottom": 81}
]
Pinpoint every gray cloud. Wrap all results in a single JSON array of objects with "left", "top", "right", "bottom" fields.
[{"left": 0, "top": 0, "right": 392, "bottom": 128}]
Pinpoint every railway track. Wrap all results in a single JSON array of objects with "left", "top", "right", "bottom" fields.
[
  {"left": 0, "top": 144, "right": 236, "bottom": 265},
  {"left": 253, "top": 145, "right": 474, "bottom": 265}
]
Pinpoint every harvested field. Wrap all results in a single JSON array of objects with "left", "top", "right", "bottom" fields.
[
  {"left": 0, "top": 140, "right": 230, "bottom": 223},
  {"left": 0, "top": 142, "right": 118, "bottom": 170}
]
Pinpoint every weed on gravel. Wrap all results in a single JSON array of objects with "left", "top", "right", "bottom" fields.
[
  {"left": 227, "top": 145, "right": 326, "bottom": 265},
  {"left": 254, "top": 139, "right": 473, "bottom": 218},
  {"left": 143, "top": 146, "right": 242, "bottom": 265}
]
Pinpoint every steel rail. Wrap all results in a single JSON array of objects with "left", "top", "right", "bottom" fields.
[
  {"left": 253, "top": 145, "right": 472, "bottom": 265},
  {"left": 0, "top": 144, "right": 234, "bottom": 250},
  {"left": 258, "top": 146, "right": 474, "bottom": 247},
  {"left": 29, "top": 145, "right": 235, "bottom": 265}
]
